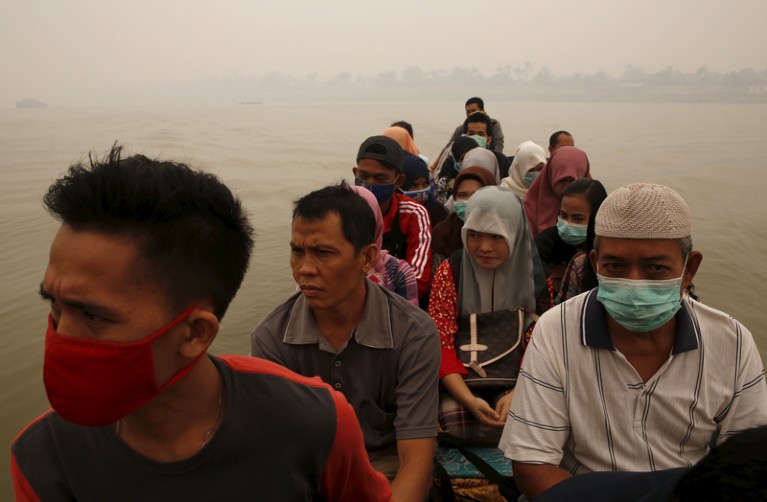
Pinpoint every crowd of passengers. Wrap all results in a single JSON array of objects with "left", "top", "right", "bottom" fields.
[
  {"left": 251, "top": 96, "right": 766, "bottom": 500},
  {"left": 13, "top": 97, "right": 767, "bottom": 502}
]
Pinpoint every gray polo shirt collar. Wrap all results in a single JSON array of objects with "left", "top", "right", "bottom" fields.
[
  {"left": 283, "top": 278, "right": 394, "bottom": 350},
  {"left": 582, "top": 289, "right": 699, "bottom": 354}
]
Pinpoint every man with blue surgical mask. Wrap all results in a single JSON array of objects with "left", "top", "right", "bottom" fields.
[
  {"left": 401, "top": 152, "right": 447, "bottom": 229},
  {"left": 500, "top": 183, "right": 767, "bottom": 500},
  {"left": 354, "top": 135, "right": 433, "bottom": 301}
]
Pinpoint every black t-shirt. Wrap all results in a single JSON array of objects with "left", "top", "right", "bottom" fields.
[
  {"left": 535, "top": 225, "right": 579, "bottom": 269},
  {"left": 12, "top": 355, "right": 386, "bottom": 501}
]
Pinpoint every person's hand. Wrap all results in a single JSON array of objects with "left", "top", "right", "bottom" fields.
[
  {"left": 494, "top": 389, "right": 515, "bottom": 426},
  {"left": 465, "top": 396, "right": 504, "bottom": 427}
]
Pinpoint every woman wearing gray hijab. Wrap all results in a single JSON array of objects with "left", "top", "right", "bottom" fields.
[
  {"left": 461, "top": 148, "right": 501, "bottom": 184},
  {"left": 428, "top": 186, "right": 548, "bottom": 444}
]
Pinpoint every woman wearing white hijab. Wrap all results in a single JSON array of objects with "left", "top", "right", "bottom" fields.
[
  {"left": 501, "top": 140, "right": 547, "bottom": 199},
  {"left": 428, "top": 186, "right": 546, "bottom": 444}
]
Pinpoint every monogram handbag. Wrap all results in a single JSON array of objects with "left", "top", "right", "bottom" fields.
[{"left": 454, "top": 308, "right": 534, "bottom": 390}]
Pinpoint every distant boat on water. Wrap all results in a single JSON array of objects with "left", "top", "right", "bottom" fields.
[{"left": 16, "top": 98, "right": 47, "bottom": 109}]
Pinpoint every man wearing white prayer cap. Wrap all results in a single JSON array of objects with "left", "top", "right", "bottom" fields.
[{"left": 499, "top": 183, "right": 767, "bottom": 500}]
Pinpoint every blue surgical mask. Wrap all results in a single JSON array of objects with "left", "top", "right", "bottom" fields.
[
  {"left": 556, "top": 218, "right": 588, "bottom": 246},
  {"left": 596, "top": 267, "right": 685, "bottom": 333},
  {"left": 355, "top": 177, "right": 396, "bottom": 205},
  {"left": 523, "top": 171, "right": 539, "bottom": 187},
  {"left": 404, "top": 186, "right": 431, "bottom": 204},
  {"left": 466, "top": 134, "right": 488, "bottom": 149},
  {"left": 454, "top": 200, "right": 468, "bottom": 221},
  {"left": 451, "top": 153, "right": 463, "bottom": 172}
]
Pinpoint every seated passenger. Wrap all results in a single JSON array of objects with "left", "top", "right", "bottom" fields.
[
  {"left": 251, "top": 183, "right": 440, "bottom": 502},
  {"left": 501, "top": 140, "right": 547, "bottom": 199},
  {"left": 401, "top": 153, "right": 447, "bottom": 228},
  {"left": 548, "top": 130, "right": 575, "bottom": 156},
  {"left": 350, "top": 185, "right": 419, "bottom": 306},
  {"left": 447, "top": 97, "right": 505, "bottom": 153},
  {"left": 501, "top": 183, "right": 767, "bottom": 500},
  {"left": 353, "top": 135, "right": 432, "bottom": 300},
  {"left": 536, "top": 179, "right": 607, "bottom": 296},
  {"left": 461, "top": 147, "right": 501, "bottom": 184},
  {"left": 389, "top": 121, "right": 430, "bottom": 164},
  {"left": 555, "top": 180, "right": 608, "bottom": 303},
  {"left": 434, "top": 136, "right": 479, "bottom": 203},
  {"left": 11, "top": 146, "right": 390, "bottom": 501},
  {"left": 438, "top": 146, "right": 503, "bottom": 216},
  {"left": 432, "top": 167, "right": 497, "bottom": 265},
  {"left": 383, "top": 125, "right": 420, "bottom": 157},
  {"left": 428, "top": 186, "right": 547, "bottom": 446},
  {"left": 524, "top": 146, "right": 591, "bottom": 239}
]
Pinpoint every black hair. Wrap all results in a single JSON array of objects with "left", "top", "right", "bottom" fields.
[
  {"left": 390, "top": 120, "right": 414, "bottom": 139},
  {"left": 465, "top": 97, "right": 485, "bottom": 110},
  {"left": 549, "top": 130, "right": 572, "bottom": 149},
  {"left": 561, "top": 178, "right": 607, "bottom": 290},
  {"left": 451, "top": 136, "right": 479, "bottom": 158},
  {"left": 674, "top": 425, "right": 767, "bottom": 501},
  {"left": 292, "top": 182, "right": 375, "bottom": 254},
  {"left": 463, "top": 112, "right": 493, "bottom": 135},
  {"left": 43, "top": 144, "right": 254, "bottom": 320}
]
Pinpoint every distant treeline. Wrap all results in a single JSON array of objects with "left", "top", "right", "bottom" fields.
[{"left": 132, "top": 65, "right": 767, "bottom": 104}]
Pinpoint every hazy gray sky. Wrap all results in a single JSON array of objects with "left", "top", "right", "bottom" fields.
[{"left": 2, "top": 0, "right": 765, "bottom": 105}]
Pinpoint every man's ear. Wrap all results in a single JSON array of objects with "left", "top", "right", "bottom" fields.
[
  {"left": 179, "top": 309, "right": 219, "bottom": 359},
  {"left": 487, "top": 135, "right": 493, "bottom": 148},
  {"left": 395, "top": 173, "right": 406, "bottom": 189},
  {"left": 361, "top": 244, "right": 378, "bottom": 274},
  {"left": 352, "top": 166, "right": 359, "bottom": 178},
  {"left": 682, "top": 251, "right": 703, "bottom": 291}
]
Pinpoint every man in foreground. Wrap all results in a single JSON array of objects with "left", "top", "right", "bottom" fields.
[
  {"left": 500, "top": 182, "right": 767, "bottom": 499},
  {"left": 11, "top": 146, "right": 390, "bottom": 501},
  {"left": 252, "top": 183, "right": 440, "bottom": 502}
]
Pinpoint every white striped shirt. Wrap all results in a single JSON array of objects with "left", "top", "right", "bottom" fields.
[{"left": 500, "top": 290, "right": 767, "bottom": 473}]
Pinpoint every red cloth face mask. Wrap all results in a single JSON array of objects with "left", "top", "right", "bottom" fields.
[{"left": 43, "top": 307, "right": 202, "bottom": 426}]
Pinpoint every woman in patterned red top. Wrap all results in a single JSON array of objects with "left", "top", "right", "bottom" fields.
[{"left": 428, "top": 186, "right": 545, "bottom": 445}]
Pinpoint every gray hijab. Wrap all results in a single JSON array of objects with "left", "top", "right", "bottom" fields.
[
  {"left": 459, "top": 186, "right": 539, "bottom": 314},
  {"left": 462, "top": 148, "right": 501, "bottom": 184}
]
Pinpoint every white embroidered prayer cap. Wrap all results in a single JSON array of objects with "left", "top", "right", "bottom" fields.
[{"left": 595, "top": 182, "right": 691, "bottom": 239}]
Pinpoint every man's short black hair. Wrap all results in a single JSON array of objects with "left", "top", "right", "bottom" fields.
[
  {"left": 465, "top": 97, "right": 485, "bottom": 110},
  {"left": 390, "top": 120, "right": 414, "bottom": 139},
  {"left": 549, "top": 130, "right": 573, "bottom": 148},
  {"left": 463, "top": 112, "right": 493, "bottom": 134},
  {"left": 292, "top": 182, "right": 375, "bottom": 254},
  {"left": 43, "top": 144, "right": 254, "bottom": 320}
]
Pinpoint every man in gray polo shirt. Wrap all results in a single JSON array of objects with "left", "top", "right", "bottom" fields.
[
  {"left": 251, "top": 183, "right": 440, "bottom": 502},
  {"left": 500, "top": 183, "right": 767, "bottom": 500}
]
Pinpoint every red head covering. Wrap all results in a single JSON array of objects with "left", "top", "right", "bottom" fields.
[{"left": 523, "top": 146, "right": 591, "bottom": 238}]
